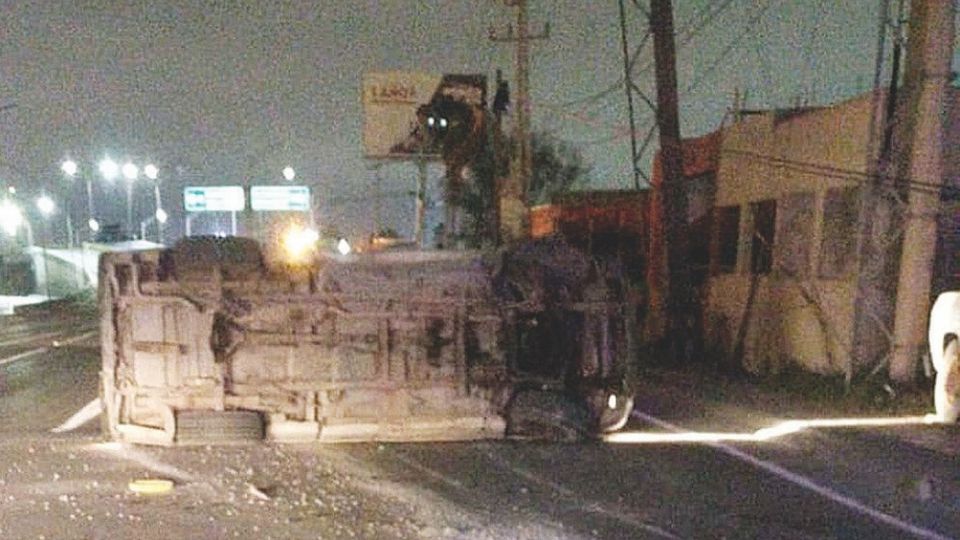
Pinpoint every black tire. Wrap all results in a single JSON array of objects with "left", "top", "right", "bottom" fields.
[
  {"left": 174, "top": 410, "right": 265, "bottom": 444},
  {"left": 935, "top": 340, "right": 960, "bottom": 423},
  {"left": 505, "top": 390, "right": 590, "bottom": 442}
]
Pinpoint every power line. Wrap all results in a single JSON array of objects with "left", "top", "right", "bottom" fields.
[
  {"left": 684, "top": 0, "right": 781, "bottom": 94},
  {"left": 557, "top": 0, "right": 737, "bottom": 111},
  {"left": 722, "top": 147, "right": 953, "bottom": 197}
]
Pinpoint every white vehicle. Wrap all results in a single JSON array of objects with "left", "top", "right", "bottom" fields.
[{"left": 928, "top": 292, "right": 960, "bottom": 422}]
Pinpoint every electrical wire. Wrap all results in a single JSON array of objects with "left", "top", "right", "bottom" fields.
[
  {"left": 557, "top": 0, "right": 737, "bottom": 111},
  {"left": 723, "top": 147, "right": 955, "bottom": 197},
  {"left": 684, "top": 0, "right": 782, "bottom": 95}
]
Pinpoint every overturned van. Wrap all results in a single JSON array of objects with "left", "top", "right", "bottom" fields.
[{"left": 98, "top": 236, "right": 637, "bottom": 444}]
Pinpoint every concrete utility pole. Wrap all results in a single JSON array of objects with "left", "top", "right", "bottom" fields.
[
  {"left": 650, "top": 0, "right": 690, "bottom": 360},
  {"left": 490, "top": 0, "right": 549, "bottom": 243},
  {"left": 889, "top": 0, "right": 956, "bottom": 382},
  {"left": 851, "top": 0, "right": 902, "bottom": 380}
]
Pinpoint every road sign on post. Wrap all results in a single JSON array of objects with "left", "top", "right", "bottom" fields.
[
  {"left": 183, "top": 186, "right": 246, "bottom": 212},
  {"left": 251, "top": 185, "right": 311, "bottom": 212}
]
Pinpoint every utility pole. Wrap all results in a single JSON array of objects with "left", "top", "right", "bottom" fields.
[
  {"left": 889, "top": 0, "right": 956, "bottom": 382},
  {"left": 490, "top": 0, "right": 549, "bottom": 243},
  {"left": 852, "top": 0, "right": 955, "bottom": 383},
  {"left": 650, "top": 0, "right": 690, "bottom": 360},
  {"left": 851, "top": 0, "right": 901, "bottom": 380}
]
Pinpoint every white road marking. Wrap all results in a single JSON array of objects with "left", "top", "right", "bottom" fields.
[
  {"left": 51, "top": 398, "right": 102, "bottom": 433},
  {"left": 0, "top": 329, "right": 97, "bottom": 367},
  {"left": 631, "top": 410, "right": 952, "bottom": 540}
]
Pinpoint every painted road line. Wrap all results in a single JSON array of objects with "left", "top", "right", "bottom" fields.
[
  {"left": 51, "top": 398, "right": 102, "bottom": 433},
  {"left": 0, "top": 329, "right": 97, "bottom": 367},
  {"left": 631, "top": 410, "right": 951, "bottom": 540}
]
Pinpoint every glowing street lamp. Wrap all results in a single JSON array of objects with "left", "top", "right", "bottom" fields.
[
  {"left": 122, "top": 162, "right": 139, "bottom": 181},
  {"left": 36, "top": 195, "right": 55, "bottom": 216},
  {"left": 282, "top": 166, "right": 296, "bottom": 181},
  {"left": 144, "top": 164, "right": 158, "bottom": 180},
  {"left": 99, "top": 158, "right": 119, "bottom": 181},
  {"left": 61, "top": 159, "right": 78, "bottom": 177}
]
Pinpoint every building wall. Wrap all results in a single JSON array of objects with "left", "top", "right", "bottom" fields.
[{"left": 706, "top": 94, "right": 877, "bottom": 375}]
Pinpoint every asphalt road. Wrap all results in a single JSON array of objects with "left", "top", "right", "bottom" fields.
[{"left": 1, "top": 306, "right": 959, "bottom": 539}]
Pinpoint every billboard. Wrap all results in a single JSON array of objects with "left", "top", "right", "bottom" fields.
[
  {"left": 361, "top": 72, "right": 486, "bottom": 160},
  {"left": 183, "top": 186, "right": 245, "bottom": 212},
  {"left": 250, "top": 185, "right": 311, "bottom": 211}
]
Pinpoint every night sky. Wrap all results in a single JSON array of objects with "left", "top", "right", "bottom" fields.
[{"left": 0, "top": 1, "right": 955, "bottom": 241}]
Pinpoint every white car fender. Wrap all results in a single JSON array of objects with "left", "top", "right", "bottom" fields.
[{"left": 928, "top": 291, "right": 960, "bottom": 373}]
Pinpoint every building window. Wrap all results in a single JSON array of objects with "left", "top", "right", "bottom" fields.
[
  {"left": 712, "top": 205, "right": 740, "bottom": 274},
  {"left": 776, "top": 192, "right": 814, "bottom": 276},
  {"left": 750, "top": 199, "right": 776, "bottom": 274},
  {"left": 819, "top": 187, "right": 859, "bottom": 279}
]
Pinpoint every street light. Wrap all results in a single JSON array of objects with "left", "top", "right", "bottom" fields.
[
  {"left": 60, "top": 159, "right": 83, "bottom": 246},
  {"left": 140, "top": 207, "right": 170, "bottom": 242},
  {"left": 121, "top": 162, "right": 139, "bottom": 234},
  {"left": 64, "top": 159, "right": 96, "bottom": 240},
  {"left": 122, "top": 162, "right": 139, "bottom": 181},
  {"left": 99, "top": 158, "right": 119, "bottom": 182},
  {"left": 36, "top": 195, "right": 55, "bottom": 216},
  {"left": 143, "top": 164, "right": 164, "bottom": 243},
  {"left": 36, "top": 195, "right": 54, "bottom": 298},
  {"left": 283, "top": 166, "right": 296, "bottom": 181},
  {"left": 61, "top": 159, "right": 78, "bottom": 177}
]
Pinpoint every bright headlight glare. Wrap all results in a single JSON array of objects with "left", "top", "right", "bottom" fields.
[
  {"left": 282, "top": 226, "right": 319, "bottom": 262},
  {"left": 604, "top": 415, "right": 935, "bottom": 445}
]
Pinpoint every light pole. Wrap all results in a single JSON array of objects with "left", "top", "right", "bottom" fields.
[
  {"left": 139, "top": 208, "right": 168, "bottom": 241},
  {"left": 98, "top": 157, "right": 119, "bottom": 235},
  {"left": 63, "top": 159, "right": 98, "bottom": 240},
  {"left": 144, "top": 164, "right": 164, "bottom": 243},
  {"left": 36, "top": 195, "right": 54, "bottom": 298},
  {"left": 185, "top": 212, "right": 197, "bottom": 237},
  {"left": 121, "top": 162, "right": 139, "bottom": 235}
]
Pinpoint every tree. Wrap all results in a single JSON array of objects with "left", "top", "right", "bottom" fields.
[
  {"left": 457, "top": 130, "right": 590, "bottom": 247},
  {"left": 527, "top": 131, "right": 590, "bottom": 205}
]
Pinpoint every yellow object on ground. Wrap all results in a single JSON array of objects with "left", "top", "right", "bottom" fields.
[{"left": 128, "top": 478, "right": 174, "bottom": 494}]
